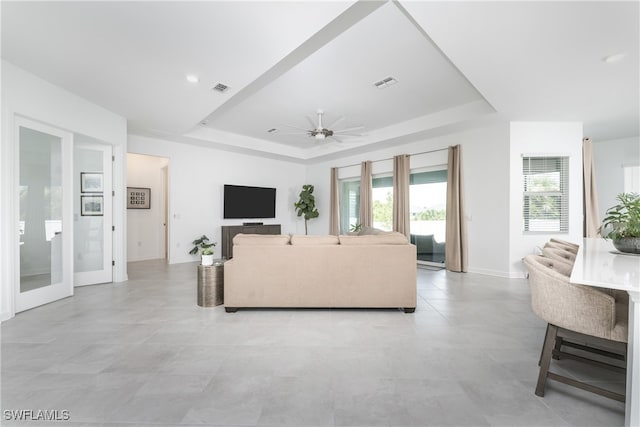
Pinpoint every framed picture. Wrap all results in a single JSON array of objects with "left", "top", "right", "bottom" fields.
[
  {"left": 80, "top": 172, "right": 103, "bottom": 193},
  {"left": 81, "top": 195, "right": 104, "bottom": 216},
  {"left": 127, "top": 187, "right": 151, "bottom": 209}
]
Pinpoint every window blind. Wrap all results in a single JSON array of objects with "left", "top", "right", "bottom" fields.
[{"left": 522, "top": 156, "right": 569, "bottom": 233}]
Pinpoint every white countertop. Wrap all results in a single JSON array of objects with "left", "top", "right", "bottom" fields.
[{"left": 570, "top": 238, "right": 640, "bottom": 292}]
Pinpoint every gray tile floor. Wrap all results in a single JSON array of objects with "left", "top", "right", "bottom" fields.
[{"left": 1, "top": 260, "right": 626, "bottom": 426}]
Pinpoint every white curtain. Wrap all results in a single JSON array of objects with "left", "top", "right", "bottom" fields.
[
  {"left": 359, "top": 161, "right": 372, "bottom": 228},
  {"left": 329, "top": 167, "right": 340, "bottom": 235},
  {"left": 393, "top": 154, "right": 410, "bottom": 239},
  {"left": 445, "top": 145, "right": 468, "bottom": 273},
  {"left": 583, "top": 137, "right": 600, "bottom": 237}
]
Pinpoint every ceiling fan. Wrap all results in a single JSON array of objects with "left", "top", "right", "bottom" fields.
[{"left": 280, "top": 110, "right": 364, "bottom": 143}]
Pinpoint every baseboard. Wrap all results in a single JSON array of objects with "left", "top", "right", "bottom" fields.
[
  {"left": 467, "top": 267, "right": 520, "bottom": 279},
  {"left": 0, "top": 311, "right": 13, "bottom": 322}
]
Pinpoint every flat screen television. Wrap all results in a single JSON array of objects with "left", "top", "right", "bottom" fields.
[{"left": 223, "top": 184, "right": 276, "bottom": 219}]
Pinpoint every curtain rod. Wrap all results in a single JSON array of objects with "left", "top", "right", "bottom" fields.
[{"left": 335, "top": 147, "right": 449, "bottom": 170}]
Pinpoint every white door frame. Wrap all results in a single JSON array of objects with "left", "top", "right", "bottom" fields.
[
  {"left": 14, "top": 116, "right": 74, "bottom": 313},
  {"left": 74, "top": 142, "right": 113, "bottom": 286}
]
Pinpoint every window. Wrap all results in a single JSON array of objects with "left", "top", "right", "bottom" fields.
[
  {"left": 339, "top": 179, "right": 360, "bottom": 234},
  {"left": 523, "top": 156, "right": 569, "bottom": 233},
  {"left": 372, "top": 175, "right": 393, "bottom": 231},
  {"left": 338, "top": 176, "right": 395, "bottom": 233}
]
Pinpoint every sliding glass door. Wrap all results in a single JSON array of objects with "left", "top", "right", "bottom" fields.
[{"left": 409, "top": 168, "right": 447, "bottom": 265}]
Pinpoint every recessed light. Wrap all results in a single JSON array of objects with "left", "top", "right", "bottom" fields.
[
  {"left": 186, "top": 74, "right": 199, "bottom": 83},
  {"left": 602, "top": 53, "right": 626, "bottom": 64}
]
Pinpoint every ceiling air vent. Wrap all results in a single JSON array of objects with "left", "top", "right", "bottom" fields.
[
  {"left": 212, "top": 83, "right": 229, "bottom": 92},
  {"left": 373, "top": 76, "right": 398, "bottom": 89}
]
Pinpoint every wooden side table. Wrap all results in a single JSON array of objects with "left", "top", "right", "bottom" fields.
[{"left": 197, "top": 261, "right": 224, "bottom": 307}]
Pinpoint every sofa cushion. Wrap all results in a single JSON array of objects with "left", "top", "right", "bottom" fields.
[
  {"left": 339, "top": 232, "right": 409, "bottom": 245},
  {"left": 233, "top": 234, "right": 290, "bottom": 245},
  {"left": 290, "top": 235, "right": 339, "bottom": 245}
]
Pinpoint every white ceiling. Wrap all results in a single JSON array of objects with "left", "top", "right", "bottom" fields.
[{"left": 2, "top": 1, "right": 638, "bottom": 162}]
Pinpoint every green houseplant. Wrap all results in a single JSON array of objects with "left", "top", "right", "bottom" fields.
[
  {"left": 600, "top": 192, "right": 640, "bottom": 254},
  {"left": 190, "top": 235, "right": 217, "bottom": 265},
  {"left": 294, "top": 184, "right": 319, "bottom": 235}
]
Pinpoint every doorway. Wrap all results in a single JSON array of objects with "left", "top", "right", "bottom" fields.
[{"left": 126, "top": 153, "right": 169, "bottom": 262}]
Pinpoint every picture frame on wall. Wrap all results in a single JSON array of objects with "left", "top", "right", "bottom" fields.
[
  {"left": 127, "top": 187, "right": 151, "bottom": 209},
  {"left": 81, "top": 195, "right": 104, "bottom": 216},
  {"left": 80, "top": 172, "right": 103, "bottom": 193}
]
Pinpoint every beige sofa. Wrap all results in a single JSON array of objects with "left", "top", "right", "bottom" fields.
[{"left": 224, "top": 233, "right": 417, "bottom": 312}]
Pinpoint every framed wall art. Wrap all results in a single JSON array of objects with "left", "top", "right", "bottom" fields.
[
  {"left": 127, "top": 187, "right": 151, "bottom": 209},
  {"left": 81, "top": 195, "right": 104, "bottom": 216},
  {"left": 80, "top": 172, "right": 103, "bottom": 193}
]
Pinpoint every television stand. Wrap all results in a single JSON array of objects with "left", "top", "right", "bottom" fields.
[{"left": 221, "top": 224, "right": 281, "bottom": 259}]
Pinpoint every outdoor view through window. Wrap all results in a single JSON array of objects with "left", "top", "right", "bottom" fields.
[{"left": 371, "top": 170, "right": 447, "bottom": 264}]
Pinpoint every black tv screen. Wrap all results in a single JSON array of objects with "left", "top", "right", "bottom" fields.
[{"left": 223, "top": 185, "right": 276, "bottom": 219}]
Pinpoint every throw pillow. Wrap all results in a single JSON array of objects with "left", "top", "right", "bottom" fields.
[
  {"left": 339, "top": 232, "right": 409, "bottom": 245},
  {"left": 358, "top": 226, "right": 384, "bottom": 235}
]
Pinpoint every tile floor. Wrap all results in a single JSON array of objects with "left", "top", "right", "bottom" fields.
[{"left": 1, "top": 260, "right": 626, "bottom": 426}]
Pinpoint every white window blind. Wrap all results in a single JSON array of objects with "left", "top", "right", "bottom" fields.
[{"left": 522, "top": 156, "right": 569, "bottom": 233}]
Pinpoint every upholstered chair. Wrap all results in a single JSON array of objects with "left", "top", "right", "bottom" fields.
[
  {"left": 542, "top": 245, "right": 577, "bottom": 265},
  {"left": 539, "top": 249, "right": 574, "bottom": 277},
  {"left": 523, "top": 254, "right": 628, "bottom": 402},
  {"left": 547, "top": 238, "right": 579, "bottom": 254}
]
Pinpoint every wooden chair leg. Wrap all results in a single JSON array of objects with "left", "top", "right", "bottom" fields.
[
  {"left": 538, "top": 324, "right": 550, "bottom": 367},
  {"left": 536, "top": 324, "right": 558, "bottom": 397},
  {"left": 552, "top": 335, "right": 563, "bottom": 360}
]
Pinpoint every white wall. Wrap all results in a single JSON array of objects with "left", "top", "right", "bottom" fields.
[
  {"left": 508, "top": 122, "right": 583, "bottom": 277},
  {"left": 128, "top": 134, "right": 307, "bottom": 264},
  {"left": 306, "top": 123, "right": 512, "bottom": 277},
  {"left": 127, "top": 153, "right": 169, "bottom": 262},
  {"left": 1, "top": 60, "right": 127, "bottom": 320},
  {"left": 593, "top": 136, "right": 640, "bottom": 220}
]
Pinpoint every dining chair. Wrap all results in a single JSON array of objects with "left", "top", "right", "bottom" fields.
[
  {"left": 542, "top": 245, "right": 577, "bottom": 265},
  {"left": 547, "top": 238, "right": 579, "bottom": 254},
  {"left": 523, "top": 254, "right": 628, "bottom": 402}
]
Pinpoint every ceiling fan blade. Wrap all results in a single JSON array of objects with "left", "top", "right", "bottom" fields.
[
  {"left": 276, "top": 131, "right": 309, "bottom": 135},
  {"left": 334, "top": 125, "right": 365, "bottom": 133},
  {"left": 334, "top": 133, "right": 363, "bottom": 137},
  {"left": 281, "top": 123, "right": 311, "bottom": 132},
  {"left": 305, "top": 115, "right": 317, "bottom": 129},
  {"left": 327, "top": 116, "right": 345, "bottom": 129}
]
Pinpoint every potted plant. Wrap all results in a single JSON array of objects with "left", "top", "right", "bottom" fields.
[
  {"left": 294, "top": 184, "right": 319, "bottom": 235},
  {"left": 600, "top": 192, "right": 640, "bottom": 254},
  {"left": 190, "top": 235, "right": 217, "bottom": 266},
  {"left": 349, "top": 223, "right": 362, "bottom": 235}
]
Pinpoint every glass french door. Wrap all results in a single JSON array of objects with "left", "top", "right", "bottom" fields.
[
  {"left": 16, "top": 117, "right": 73, "bottom": 312},
  {"left": 74, "top": 142, "right": 113, "bottom": 286}
]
